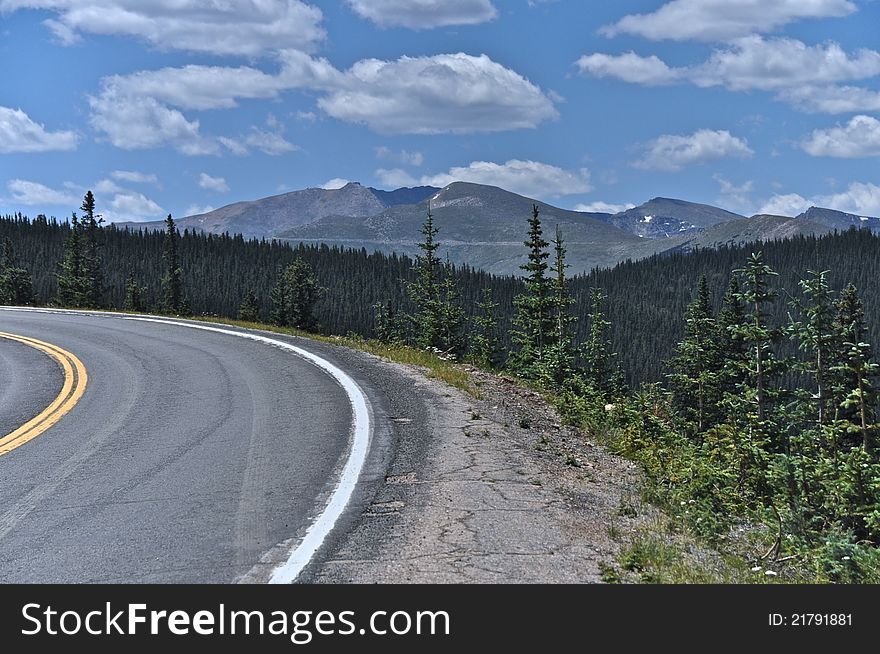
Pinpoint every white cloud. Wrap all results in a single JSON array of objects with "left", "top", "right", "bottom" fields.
[
  {"left": 379, "top": 159, "right": 592, "bottom": 199},
  {"left": 104, "top": 190, "right": 163, "bottom": 221},
  {"left": 94, "top": 178, "right": 123, "bottom": 194},
  {"left": 198, "top": 173, "right": 229, "bottom": 193},
  {"left": 183, "top": 204, "right": 215, "bottom": 217},
  {"left": 574, "top": 201, "right": 635, "bottom": 214},
  {"left": 322, "top": 178, "right": 351, "bottom": 190},
  {"left": 0, "top": 106, "right": 78, "bottom": 153},
  {"left": 111, "top": 170, "right": 158, "bottom": 185},
  {"left": 601, "top": 0, "right": 856, "bottom": 42},
  {"left": 634, "top": 129, "right": 753, "bottom": 172},
  {"left": 347, "top": 0, "right": 497, "bottom": 29},
  {"left": 575, "top": 52, "right": 682, "bottom": 85},
  {"left": 778, "top": 85, "right": 880, "bottom": 114},
  {"left": 315, "top": 52, "right": 558, "bottom": 135},
  {"left": 577, "top": 37, "right": 880, "bottom": 114},
  {"left": 375, "top": 168, "right": 419, "bottom": 189},
  {"left": 1, "top": 0, "right": 326, "bottom": 57},
  {"left": 376, "top": 146, "right": 424, "bottom": 166},
  {"left": 801, "top": 115, "right": 880, "bottom": 158},
  {"left": 714, "top": 173, "right": 755, "bottom": 210},
  {"left": 816, "top": 182, "right": 880, "bottom": 216},
  {"left": 242, "top": 127, "right": 298, "bottom": 156},
  {"left": 759, "top": 182, "right": 880, "bottom": 216},
  {"left": 88, "top": 88, "right": 216, "bottom": 155},
  {"left": 691, "top": 37, "right": 880, "bottom": 92},
  {"left": 6, "top": 179, "right": 79, "bottom": 206},
  {"left": 88, "top": 51, "right": 556, "bottom": 152},
  {"left": 758, "top": 193, "right": 812, "bottom": 216}
]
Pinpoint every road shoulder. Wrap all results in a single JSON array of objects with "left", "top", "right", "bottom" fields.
[{"left": 305, "top": 354, "right": 647, "bottom": 584}]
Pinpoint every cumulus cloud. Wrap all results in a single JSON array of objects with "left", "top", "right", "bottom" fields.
[
  {"left": 6, "top": 179, "right": 79, "bottom": 206},
  {"left": 111, "top": 170, "right": 158, "bottom": 185},
  {"left": 314, "top": 53, "right": 558, "bottom": 135},
  {"left": 0, "top": 106, "right": 78, "bottom": 153},
  {"left": 577, "top": 37, "right": 880, "bottom": 114},
  {"left": 574, "top": 201, "right": 635, "bottom": 214},
  {"left": 601, "top": 0, "right": 856, "bottom": 42},
  {"left": 241, "top": 127, "right": 299, "bottom": 155},
  {"left": 575, "top": 52, "right": 682, "bottom": 85},
  {"left": 634, "top": 129, "right": 753, "bottom": 172},
  {"left": 105, "top": 190, "right": 163, "bottom": 221},
  {"left": 801, "top": 115, "right": 880, "bottom": 158},
  {"left": 322, "top": 178, "right": 351, "bottom": 190},
  {"left": 690, "top": 37, "right": 880, "bottom": 92},
  {"left": 198, "top": 173, "right": 229, "bottom": 193},
  {"left": 88, "top": 51, "right": 558, "bottom": 151},
  {"left": 759, "top": 182, "right": 880, "bottom": 217},
  {"left": 347, "top": 0, "right": 497, "bottom": 29},
  {"left": 1, "top": 0, "right": 326, "bottom": 57},
  {"left": 378, "top": 159, "right": 592, "bottom": 199}
]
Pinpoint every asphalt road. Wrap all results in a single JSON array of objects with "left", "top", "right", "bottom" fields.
[{"left": 0, "top": 309, "right": 396, "bottom": 583}]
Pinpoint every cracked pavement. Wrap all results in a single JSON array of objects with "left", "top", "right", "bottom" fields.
[{"left": 307, "top": 359, "right": 645, "bottom": 584}]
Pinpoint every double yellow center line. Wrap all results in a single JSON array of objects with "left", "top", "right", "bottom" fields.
[{"left": 0, "top": 332, "right": 88, "bottom": 457}]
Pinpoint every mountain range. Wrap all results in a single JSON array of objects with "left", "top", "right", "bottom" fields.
[{"left": 119, "top": 182, "right": 880, "bottom": 276}]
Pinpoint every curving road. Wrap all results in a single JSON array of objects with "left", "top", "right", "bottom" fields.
[{"left": 0, "top": 308, "right": 389, "bottom": 583}]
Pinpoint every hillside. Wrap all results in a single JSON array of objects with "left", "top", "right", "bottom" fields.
[
  {"left": 797, "top": 206, "right": 880, "bottom": 232},
  {"left": 120, "top": 183, "right": 438, "bottom": 240},
  {"left": 278, "top": 182, "right": 671, "bottom": 275},
  {"left": 676, "top": 214, "right": 831, "bottom": 250},
  {"left": 595, "top": 198, "right": 745, "bottom": 239}
]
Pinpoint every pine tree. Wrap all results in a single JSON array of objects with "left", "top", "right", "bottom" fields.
[
  {"left": 472, "top": 287, "right": 501, "bottom": 369},
  {"left": 544, "top": 225, "right": 577, "bottom": 387},
  {"left": 730, "top": 252, "right": 787, "bottom": 432},
  {"left": 122, "top": 274, "right": 147, "bottom": 312},
  {"left": 668, "top": 276, "right": 723, "bottom": 433},
  {"left": 55, "top": 213, "right": 86, "bottom": 307},
  {"left": 271, "top": 259, "right": 323, "bottom": 330},
  {"left": 238, "top": 290, "right": 260, "bottom": 322},
  {"left": 583, "top": 287, "right": 617, "bottom": 396},
  {"left": 80, "top": 191, "right": 104, "bottom": 308},
  {"left": 374, "top": 299, "right": 404, "bottom": 344},
  {"left": 511, "top": 205, "right": 554, "bottom": 378},
  {"left": 161, "top": 215, "right": 186, "bottom": 314},
  {"left": 791, "top": 270, "right": 837, "bottom": 429},
  {"left": 407, "top": 206, "right": 443, "bottom": 350},
  {"left": 832, "top": 284, "right": 878, "bottom": 452},
  {"left": 437, "top": 257, "right": 465, "bottom": 357},
  {"left": 0, "top": 238, "right": 33, "bottom": 305}
]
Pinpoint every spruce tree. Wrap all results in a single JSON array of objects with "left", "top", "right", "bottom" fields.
[
  {"left": 374, "top": 299, "right": 404, "bottom": 344},
  {"left": 80, "top": 191, "right": 104, "bottom": 308},
  {"left": 790, "top": 270, "right": 837, "bottom": 429},
  {"left": 511, "top": 205, "right": 554, "bottom": 378},
  {"left": 122, "top": 274, "right": 147, "bottom": 312},
  {"left": 407, "top": 206, "right": 443, "bottom": 350},
  {"left": 832, "top": 284, "right": 878, "bottom": 452},
  {"left": 472, "top": 288, "right": 501, "bottom": 369},
  {"left": 238, "top": 290, "right": 260, "bottom": 322},
  {"left": 437, "top": 257, "right": 465, "bottom": 357},
  {"left": 0, "top": 238, "right": 33, "bottom": 305},
  {"left": 271, "top": 259, "right": 322, "bottom": 330},
  {"left": 583, "top": 287, "right": 617, "bottom": 396},
  {"left": 545, "top": 225, "right": 577, "bottom": 387},
  {"left": 668, "top": 276, "right": 722, "bottom": 433},
  {"left": 161, "top": 214, "right": 186, "bottom": 314},
  {"left": 55, "top": 213, "right": 86, "bottom": 307}
]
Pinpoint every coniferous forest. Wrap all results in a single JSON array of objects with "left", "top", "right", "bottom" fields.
[{"left": 2, "top": 194, "right": 878, "bottom": 581}]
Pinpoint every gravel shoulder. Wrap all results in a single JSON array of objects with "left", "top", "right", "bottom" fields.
[{"left": 306, "top": 354, "right": 648, "bottom": 584}]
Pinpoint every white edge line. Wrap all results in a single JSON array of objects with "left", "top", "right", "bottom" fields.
[{"left": 0, "top": 307, "right": 372, "bottom": 584}]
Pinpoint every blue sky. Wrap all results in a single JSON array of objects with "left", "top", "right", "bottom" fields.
[{"left": 1, "top": 0, "right": 879, "bottom": 222}]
